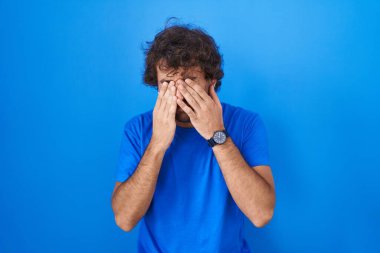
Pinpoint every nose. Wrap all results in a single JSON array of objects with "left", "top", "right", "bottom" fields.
[
  {"left": 176, "top": 89, "right": 183, "bottom": 100},
  {"left": 174, "top": 81, "right": 184, "bottom": 100}
]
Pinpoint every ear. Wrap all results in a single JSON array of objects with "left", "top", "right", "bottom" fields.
[{"left": 207, "top": 79, "right": 217, "bottom": 92}]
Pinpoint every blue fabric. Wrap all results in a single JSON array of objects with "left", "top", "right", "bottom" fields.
[{"left": 115, "top": 101, "right": 270, "bottom": 253}]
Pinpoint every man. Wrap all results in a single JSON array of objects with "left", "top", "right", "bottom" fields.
[{"left": 111, "top": 23, "right": 276, "bottom": 253}]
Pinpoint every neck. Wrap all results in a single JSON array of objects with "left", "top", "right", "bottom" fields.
[{"left": 175, "top": 120, "right": 194, "bottom": 128}]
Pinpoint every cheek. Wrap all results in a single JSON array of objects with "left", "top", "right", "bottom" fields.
[
  {"left": 197, "top": 80, "right": 209, "bottom": 92},
  {"left": 201, "top": 85, "right": 209, "bottom": 95}
]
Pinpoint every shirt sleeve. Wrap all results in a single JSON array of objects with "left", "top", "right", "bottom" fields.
[
  {"left": 240, "top": 112, "right": 271, "bottom": 167},
  {"left": 115, "top": 116, "right": 143, "bottom": 182}
]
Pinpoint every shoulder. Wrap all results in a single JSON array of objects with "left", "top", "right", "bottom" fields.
[
  {"left": 221, "top": 101, "right": 261, "bottom": 125},
  {"left": 221, "top": 101, "right": 267, "bottom": 147},
  {"left": 123, "top": 109, "right": 153, "bottom": 133}
]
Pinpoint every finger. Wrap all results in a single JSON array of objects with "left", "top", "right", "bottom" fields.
[
  {"left": 177, "top": 79, "right": 201, "bottom": 112},
  {"left": 176, "top": 98, "right": 197, "bottom": 119},
  {"left": 156, "top": 81, "right": 169, "bottom": 109},
  {"left": 161, "top": 81, "right": 175, "bottom": 113},
  {"left": 184, "top": 78, "right": 211, "bottom": 102},
  {"left": 170, "top": 80, "right": 176, "bottom": 96},
  {"left": 166, "top": 82, "right": 177, "bottom": 117},
  {"left": 209, "top": 83, "right": 222, "bottom": 108},
  {"left": 178, "top": 79, "right": 204, "bottom": 105},
  {"left": 175, "top": 83, "right": 184, "bottom": 100},
  {"left": 168, "top": 93, "right": 177, "bottom": 118}
]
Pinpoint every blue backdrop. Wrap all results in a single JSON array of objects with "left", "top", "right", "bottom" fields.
[{"left": 1, "top": 0, "right": 379, "bottom": 252}]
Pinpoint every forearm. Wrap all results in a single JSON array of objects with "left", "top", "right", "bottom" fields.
[
  {"left": 212, "top": 137, "right": 275, "bottom": 227},
  {"left": 112, "top": 139, "right": 166, "bottom": 231}
]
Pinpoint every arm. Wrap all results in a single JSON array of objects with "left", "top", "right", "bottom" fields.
[
  {"left": 212, "top": 137, "right": 276, "bottom": 227},
  {"left": 111, "top": 81, "right": 178, "bottom": 232},
  {"left": 111, "top": 139, "right": 166, "bottom": 232},
  {"left": 175, "top": 78, "right": 275, "bottom": 228}
]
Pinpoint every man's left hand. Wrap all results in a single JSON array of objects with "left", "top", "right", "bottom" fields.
[{"left": 176, "top": 78, "right": 225, "bottom": 140}]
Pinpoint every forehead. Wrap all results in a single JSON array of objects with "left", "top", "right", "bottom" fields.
[{"left": 156, "top": 63, "right": 204, "bottom": 78}]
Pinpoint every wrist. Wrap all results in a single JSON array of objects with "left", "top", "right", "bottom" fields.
[
  {"left": 149, "top": 136, "right": 168, "bottom": 154},
  {"left": 205, "top": 125, "right": 225, "bottom": 140},
  {"left": 206, "top": 128, "right": 229, "bottom": 148},
  {"left": 211, "top": 136, "right": 232, "bottom": 151}
]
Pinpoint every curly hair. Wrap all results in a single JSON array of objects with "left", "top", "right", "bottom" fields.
[{"left": 142, "top": 22, "right": 224, "bottom": 92}]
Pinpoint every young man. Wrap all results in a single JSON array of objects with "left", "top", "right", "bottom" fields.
[{"left": 111, "top": 24, "right": 276, "bottom": 253}]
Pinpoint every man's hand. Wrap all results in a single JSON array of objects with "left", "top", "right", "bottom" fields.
[
  {"left": 151, "top": 81, "right": 177, "bottom": 150},
  {"left": 176, "top": 78, "right": 224, "bottom": 140},
  {"left": 112, "top": 83, "right": 176, "bottom": 231}
]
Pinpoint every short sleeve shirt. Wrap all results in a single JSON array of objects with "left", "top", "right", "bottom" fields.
[{"left": 115, "top": 102, "right": 270, "bottom": 253}]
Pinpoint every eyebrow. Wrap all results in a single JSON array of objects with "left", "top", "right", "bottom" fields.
[
  {"left": 159, "top": 76, "right": 197, "bottom": 84},
  {"left": 183, "top": 75, "right": 197, "bottom": 80},
  {"left": 159, "top": 79, "right": 172, "bottom": 84}
]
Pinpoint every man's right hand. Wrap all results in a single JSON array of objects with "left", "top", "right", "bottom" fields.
[
  {"left": 151, "top": 81, "right": 177, "bottom": 151},
  {"left": 112, "top": 81, "right": 177, "bottom": 231}
]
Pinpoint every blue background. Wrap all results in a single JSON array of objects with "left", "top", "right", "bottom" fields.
[{"left": 1, "top": 0, "right": 379, "bottom": 252}]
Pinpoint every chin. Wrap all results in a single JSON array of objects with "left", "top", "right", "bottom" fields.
[{"left": 176, "top": 112, "right": 190, "bottom": 121}]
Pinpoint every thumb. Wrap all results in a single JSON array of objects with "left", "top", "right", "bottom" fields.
[{"left": 209, "top": 83, "right": 220, "bottom": 103}]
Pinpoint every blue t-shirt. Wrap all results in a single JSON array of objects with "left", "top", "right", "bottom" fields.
[{"left": 115, "top": 101, "right": 270, "bottom": 253}]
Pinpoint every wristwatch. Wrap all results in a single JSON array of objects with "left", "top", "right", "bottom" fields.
[{"left": 207, "top": 129, "right": 229, "bottom": 147}]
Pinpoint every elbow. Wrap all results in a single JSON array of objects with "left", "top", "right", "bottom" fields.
[
  {"left": 111, "top": 197, "right": 137, "bottom": 232},
  {"left": 253, "top": 208, "right": 274, "bottom": 228},
  {"left": 114, "top": 214, "right": 137, "bottom": 232},
  {"left": 250, "top": 203, "right": 275, "bottom": 228},
  {"left": 253, "top": 187, "right": 276, "bottom": 228}
]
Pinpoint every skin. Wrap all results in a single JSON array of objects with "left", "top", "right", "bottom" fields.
[{"left": 111, "top": 63, "right": 276, "bottom": 232}]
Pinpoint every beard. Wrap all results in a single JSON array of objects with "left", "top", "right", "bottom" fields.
[
  {"left": 175, "top": 109, "right": 191, "bottom": 122},
  {"left": 175, "top": 98, "right": 197, "bottom": 124},
  {"left": 175, "top": 98, "right": 193, "bottom": 123}
]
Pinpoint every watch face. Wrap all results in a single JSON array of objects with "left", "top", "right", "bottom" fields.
[{"left": 213, "top": 131, "right": 227, "bottom": 144}]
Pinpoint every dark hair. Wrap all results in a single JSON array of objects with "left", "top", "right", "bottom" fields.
[{"left": 142, "top": 20, "right": 224, "bottom": 92}]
